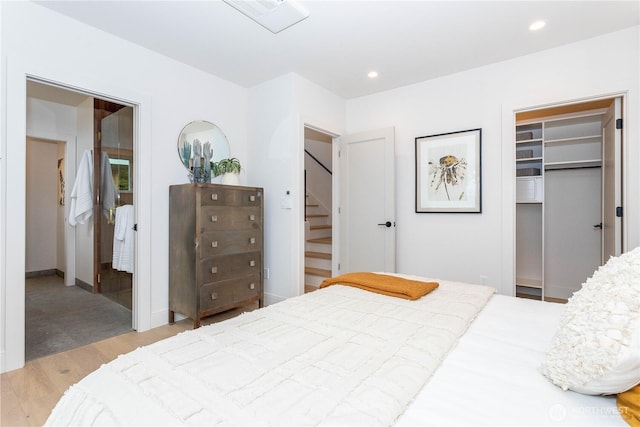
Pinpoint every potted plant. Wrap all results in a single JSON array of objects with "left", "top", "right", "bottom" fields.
[{"left": 211, "top": 157, "right": 242, "bottom": 185}]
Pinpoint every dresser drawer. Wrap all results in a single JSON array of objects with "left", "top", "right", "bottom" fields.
[
  {"left": 200, "top": 252, "right": 262, "bottom": 283},
  {"left": 201, "top": 206, "right": 261, "bottom": 232},
  {"left": 200, "top": 275, "right": 261, "bottom": 311},
  {"left": 200, "top": 230, "right": 262, "bottom": 257},
  {"left": 201, "top": 187, "right": 262, "bottom": 207}
]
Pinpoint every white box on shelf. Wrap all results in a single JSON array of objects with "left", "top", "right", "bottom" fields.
[{"left": 516, "top": 176, "right": 543, "bottom": 202}]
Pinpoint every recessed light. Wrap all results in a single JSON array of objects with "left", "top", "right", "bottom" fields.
[
  {"left": 368, "top": 71, "right": 379, "bottom": 79},
  {"left": 529, "top": 20, "right": 546, "bottom": 31}
]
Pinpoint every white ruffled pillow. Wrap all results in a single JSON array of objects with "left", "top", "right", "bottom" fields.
[{"left": 539, "top": 246, "right": 640, "bottom": 395}]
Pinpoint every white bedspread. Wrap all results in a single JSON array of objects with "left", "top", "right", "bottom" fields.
[
  {"left": 46, "top": 278, "right": 494, "bottom": 426},
  {"left": 396, "top": 295, "right": 626, "bottom": 426}
]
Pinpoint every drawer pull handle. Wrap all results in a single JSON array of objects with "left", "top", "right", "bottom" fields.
[
  {"left": 249, "top": 283, "right": 255, "bottom": 290},
  {"left": 249, "top": 195, "right": 256, "bottom": 202},
  {"left": 249, "top": 214, "right": 255, "bottom": 221},
  {"left": 211, "top": 267, "right": 218, "bottom": 274},
  {"left": 211, "top": 241, "right": 218, "bottom": 248},
  {"left": 249, "top": 237, "right": 256, "bottom": 244},
  {"left": 210, "top": 292, "right": 218, "bottom": 300},
  {"left": 249, "top": 260, "right": 256, "bottom": 267},
  {"left": 211, "top": 193, "right": 218, "bottom": 201},
  {"left": 210, "top": 215, "right": 218, "bottom": 222}
]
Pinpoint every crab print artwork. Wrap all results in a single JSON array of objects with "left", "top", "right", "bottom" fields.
[{"left": 429, "top": 154, "right": 467, "bottom": 201}]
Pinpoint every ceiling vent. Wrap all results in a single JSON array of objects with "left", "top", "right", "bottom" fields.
[{"left": 223, "top": 0, "right": 309, "bottom": 34}]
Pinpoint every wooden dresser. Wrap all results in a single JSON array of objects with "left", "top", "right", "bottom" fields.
[{"left": 169, "top": 183, "right": 264, "bottom": 328}]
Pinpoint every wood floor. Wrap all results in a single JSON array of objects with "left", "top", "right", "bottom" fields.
[{"left": 1, "top": 304, "right": 257, "bottom": 427}]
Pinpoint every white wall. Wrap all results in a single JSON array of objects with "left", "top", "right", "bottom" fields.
[
  {"left": 248, "top": 73, "right": 345, "bottom": 304},
  {"left": 346, "top": 26, "right": 640, "bottom": 295},
  {"left": 25, "top": 139, "right": 58, "bottom": 273},
  {"left": 305, "top": 137, "right": 333, "bottom": 212},
  {"left": 1, "top": 1, "right": 248, "bottom": 372},
  {"left": 26, "top": 97, "right": 80, "bottom": 287}
]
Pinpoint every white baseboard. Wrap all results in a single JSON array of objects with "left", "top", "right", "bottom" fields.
[
  {"left": 149, "top": 309, "right": 177, "bottom": 329},
  {"left": 264, "top": 292, "right": 286, "bottom": 306}
]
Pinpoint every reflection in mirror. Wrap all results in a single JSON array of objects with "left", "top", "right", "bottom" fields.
[
  {"left": 178, "top": 120, "right": 230, "bottom": 182},
  {"left": 110, "top": 158, "right": 130, "bottom": 192}
]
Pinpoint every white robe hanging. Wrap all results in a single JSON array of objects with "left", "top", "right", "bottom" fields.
[{"left": 68, "top": 150, "right": 94, "bottom": 226}]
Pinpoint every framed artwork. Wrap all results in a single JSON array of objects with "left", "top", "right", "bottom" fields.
[
  {"left": 57, "top": 158, "right": 65, "bottom": 206},
  {"left": 415, "top": 128, "right": 482, "bottom": 213}
]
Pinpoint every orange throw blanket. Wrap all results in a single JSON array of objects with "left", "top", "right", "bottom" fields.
[
  {"left": 618, "top": 385, "right": 640, "bottom": 427},
  {"left": 319, "top": 272, "right": 439, "bottom": 300}
]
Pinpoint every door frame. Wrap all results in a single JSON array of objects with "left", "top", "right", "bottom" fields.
[
  {"left": 2, "top": 56, "right": 152, "bottom": 373},
  {"left": 298, "top": 120, "right": 341, "bottom": 296},
  {"left": 501, "top": 92, "right": 628, "bottom": 298}
]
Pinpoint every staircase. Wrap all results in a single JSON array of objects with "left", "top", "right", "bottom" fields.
[{"left": 305, "top": 193, "right": 332, "bottom": 290}]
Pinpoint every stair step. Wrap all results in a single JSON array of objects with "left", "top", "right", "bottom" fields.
[
  {"left": 306, "top": 203, "right": 319, "bottom": 208},
  {"left": 307, "top": 237, "right": 331, "bottom": 244},
  {"left": 305, "top": 267, "right": 331, "bottom": 278},
  {"left": 310, "top": 224, "right": 332, "bottom": 230},
  {"left": 305, "top": 251, "right": 331, "bottom": 260},
  {"left": 306, "top": 214, "right": 328, "bottom": 218}
]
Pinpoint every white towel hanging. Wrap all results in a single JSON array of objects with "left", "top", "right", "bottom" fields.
[
  {"left": 112, "top": 205, "right": 135, "bottom": 273},
  {"left": 68, "top": 150, "right": 94, "bottom": 226}
]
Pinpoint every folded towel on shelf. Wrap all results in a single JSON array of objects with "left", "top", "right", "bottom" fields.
[
  {"left": 320, "top": 272, "right": 439, "bottom": 300},
  {"left": 68, "top": 150, "right": 94, "bottom": 226},
  {"left": 112, "top": 205, "right": 134, "bottom": 273}
]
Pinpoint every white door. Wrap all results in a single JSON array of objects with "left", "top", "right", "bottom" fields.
[
  {"left": 601, "top": 97, "right": 623, "bottom": 261},
  {"left": 338, "top": 127, "right": 395, "bottom": 273}
]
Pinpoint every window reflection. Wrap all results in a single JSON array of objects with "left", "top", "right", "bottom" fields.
[{"left": 109, "top": 158, "right": 130, "bottom": 192}]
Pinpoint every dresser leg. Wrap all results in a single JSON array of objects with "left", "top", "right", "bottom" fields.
[{"left": 169, "top": 310, "right": 175, "bottom": 324}]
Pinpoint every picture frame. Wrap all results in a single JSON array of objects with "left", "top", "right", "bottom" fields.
[{"left": 415, "top": 128, "right": 482, "bottom": 213}]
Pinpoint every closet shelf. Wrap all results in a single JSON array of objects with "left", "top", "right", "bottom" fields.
[
  {"left": 545, "top": 159, "right": 601, "bottom": 170},
  {"left": 544, "top": 134, "right": 601, "bottom": 145},
  {"left": 516, "top": 139, "right": 543, "bottom": 145},
  {"left": 516, "top": 157, "right": 543, "bottom": 163},
  {"left": 516, "top": 278, "right": 543, "bottom": 289}
]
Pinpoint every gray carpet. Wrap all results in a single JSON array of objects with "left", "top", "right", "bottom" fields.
[{"left": 26, "top": 275, "right": 133, "bottom": 361}]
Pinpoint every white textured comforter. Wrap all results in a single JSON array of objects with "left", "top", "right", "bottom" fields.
[{"left": 46, "top": 277, "right": 495, "bottom": 426}]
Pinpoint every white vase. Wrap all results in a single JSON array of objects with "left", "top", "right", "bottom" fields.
[{"left": 221, "top": 172, "right": 240, "bottom": 185}]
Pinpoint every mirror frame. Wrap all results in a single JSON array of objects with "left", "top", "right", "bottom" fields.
[{"left": 177, "top": 120, "right": 230, "bottom": 172}]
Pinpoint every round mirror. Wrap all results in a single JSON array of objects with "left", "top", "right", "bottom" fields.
[{"left": 177, "top": 120, "right": 230, "bottom": 172}]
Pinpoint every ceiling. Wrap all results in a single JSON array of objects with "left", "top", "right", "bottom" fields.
[{"left": 35, "top": 1, "right": 640, "bottom": 99}]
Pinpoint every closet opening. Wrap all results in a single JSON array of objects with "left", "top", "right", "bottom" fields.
[
  {"left": 514, "top": 96, "right": 623, "bottom": 302},
  {"left": 25, "top": 80, "right": 135, "bottom": 360}
]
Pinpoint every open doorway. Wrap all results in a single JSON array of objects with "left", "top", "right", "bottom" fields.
[
  {"left": 303, "top": 127, "right": 334, "bottom": 292},
  {"left": 25, "top": 81, "right": 134, "bottom": 360}
]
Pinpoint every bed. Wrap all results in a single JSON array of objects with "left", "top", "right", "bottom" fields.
[{"left": 45, "top": 250, "right": 639, "bottom": 426}]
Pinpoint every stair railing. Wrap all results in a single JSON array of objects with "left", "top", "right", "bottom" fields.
[
  {"left": 304, "top": 149, "right": 332, "bottom": 175},
  {"left": 304, "top": 149, "right": 332, "bottom": 221}
]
